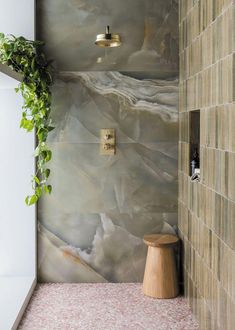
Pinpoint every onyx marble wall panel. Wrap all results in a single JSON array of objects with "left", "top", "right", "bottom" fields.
[
  {"left": 38, "top": 72, "right": 178, "bottom": 282},
  {"left": 37, "top": 0, "right": 178, "bottom": 75}
]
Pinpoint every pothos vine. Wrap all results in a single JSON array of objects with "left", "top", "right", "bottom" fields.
[{"left": 0, "top": 34, "right": 54, "bottom": 205}]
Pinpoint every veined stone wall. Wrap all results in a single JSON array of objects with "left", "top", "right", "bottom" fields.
[{"left": 37, "top": 0, "right": 179, "bottom": 283}]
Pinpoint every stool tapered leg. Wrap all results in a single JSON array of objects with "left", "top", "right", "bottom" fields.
[{"left": 143, "top": 246, "right": 179, "bottom": 299}]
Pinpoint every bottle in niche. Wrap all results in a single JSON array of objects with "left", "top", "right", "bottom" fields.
[{"left": 191, "top": 148, "right": 199, "bottom": 175}]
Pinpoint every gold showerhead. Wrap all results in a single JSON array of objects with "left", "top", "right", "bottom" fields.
[{"left": 95, "top": 26, "right": 121, "bottom": 48}]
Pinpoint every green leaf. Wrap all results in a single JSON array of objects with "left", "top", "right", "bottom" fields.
[
  {"left": 45, "top": 169, "right": 50, "bottom": 178},
  {"left": 34, "top": 146, "right": 40, "bottom": 157},
  {"left": 35, "top": 186, "right": 42, "bottom": 197},
  {"left": 1, "top": 33, "right": 54, "bottom": 205},
  {"left": 20, "top": 118, "right": 34, "bottom": 132},
  {"left": 33, "top": 176, "right": 40, "bottom": 185},
  {"left": 34, "top": 40, "right": 44, "bottom": 46},
  {"left": 3, "top": 43, "right": 9, "bottom": 51},
  {"left": 25, "top": 194, "right": 38, "bottom": 206},
  {"left": 31, "top": 57, "right": 36, "bottom": 71},
  {"left": 44, "top": 184, "right": 52, "bottom": 194},
  {"left": 46, "top": 150, "right": 52, "bottom": 162},
  {"left": 18, "top": 36, "right": 26, "bottom": 41},
  {"left": 41, "top": 149, "right": 52, "bottom": 162}
]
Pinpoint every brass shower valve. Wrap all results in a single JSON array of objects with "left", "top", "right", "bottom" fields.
[{"left": 100, "top": 129, "right": 116, "bottom": 155}]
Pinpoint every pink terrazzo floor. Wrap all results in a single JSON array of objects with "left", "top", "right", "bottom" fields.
[{"left": 18, "top": 283, "right": 198, "bottom": 330}]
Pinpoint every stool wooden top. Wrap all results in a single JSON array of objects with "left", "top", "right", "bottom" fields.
[{"left": 143, "top": 234, "right": 179, "bottom": 247}]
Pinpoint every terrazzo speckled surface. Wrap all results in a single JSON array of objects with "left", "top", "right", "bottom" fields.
[{"left": 19, "top": 284, "right": 198, "bottom": 330}]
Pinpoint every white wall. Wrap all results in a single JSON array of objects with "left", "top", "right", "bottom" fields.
[
  {"left": 0, "top": 83, "right": 36, "bottom": 277},
  {"left": 0, "top": 0, "right": 36, "bottom": 328},
  {"left": 0, "top": 0, "right": 35, "bottom": 280},
  {"left": 0, "top": 0, "right": 34, "bottom": 39}
]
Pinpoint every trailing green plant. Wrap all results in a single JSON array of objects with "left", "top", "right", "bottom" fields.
[{"left": 0, "top": 33, "right": 54, "bottom": 205}]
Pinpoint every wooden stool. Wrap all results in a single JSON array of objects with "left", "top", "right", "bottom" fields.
[{"left": 143, "top": 234, "right": 179, "bottom": 299}]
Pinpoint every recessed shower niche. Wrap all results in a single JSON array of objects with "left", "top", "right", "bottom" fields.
[{"left": 189, "top": 110, "right": 200, "bottom": 178}]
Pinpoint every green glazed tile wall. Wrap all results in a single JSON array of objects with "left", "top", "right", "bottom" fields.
[{"left": 179, "top": 0, "right": 235, "bottom": 329}]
